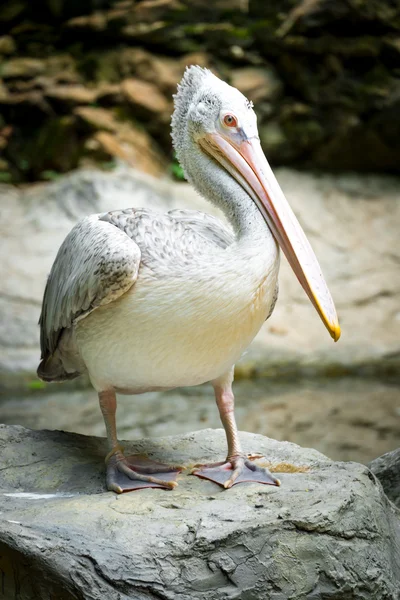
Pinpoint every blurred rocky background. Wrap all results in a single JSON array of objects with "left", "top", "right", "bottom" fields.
[
  {"left": 0, "top": 0, "right": 399, "bottom": 470},
  {"left": 1, "top": 0, "right": 400, "bottom": 183}
]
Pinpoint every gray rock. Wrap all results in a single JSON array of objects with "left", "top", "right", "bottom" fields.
[
  {"left": 0, "top": 425, "right": 399, "bottom": 599},
  {"left": 369, "top": 448, "right": 400, "bottom": 509},
  {"left": 1, "top": 166, "right": 400, "bottom": 390}
]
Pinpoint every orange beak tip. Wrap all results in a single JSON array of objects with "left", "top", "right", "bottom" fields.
[{"left": 331, "top": 324, "right": 341, "bottom": 342}]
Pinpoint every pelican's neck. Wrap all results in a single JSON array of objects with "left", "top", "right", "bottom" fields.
[
  {"left": 185, "top": 145, "right": 275, "bottom": 250},
  {"left": 219, "top": 184, "right": 270, "bottom": 244}
]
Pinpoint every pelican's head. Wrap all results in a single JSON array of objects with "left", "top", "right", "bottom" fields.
[{"left": 172, "top": 66, "right": 340, "bottom": 342}]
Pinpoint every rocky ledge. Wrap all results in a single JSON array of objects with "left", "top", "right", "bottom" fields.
[
  {"left": 369, "top": 447, "right": 400, "bottom": 509},
  {"left": 0, "top": 425, "right": 399, "bottom": 599}
]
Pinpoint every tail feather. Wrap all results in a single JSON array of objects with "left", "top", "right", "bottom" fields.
[{"left": 37, "top": 353, "right": 79, "bottom": 383}]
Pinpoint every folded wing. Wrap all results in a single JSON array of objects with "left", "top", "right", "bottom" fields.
[{"left": 39, "top": 214, "right": 141, "bottom": 361}]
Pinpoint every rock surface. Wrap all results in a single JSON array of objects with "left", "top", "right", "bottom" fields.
[
  {"left": 369, "top": 448, "right": 400, "bottom": 509},
  {"left": 0, "top": 166, "right": 399, "bottom": 389},
  {"left": 0, "top": 425, "right": 399, "bottom": 599}
]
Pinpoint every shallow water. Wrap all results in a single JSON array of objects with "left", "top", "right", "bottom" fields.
[{"left": 1, "top": 377, "right": 399, "bottom": 464}]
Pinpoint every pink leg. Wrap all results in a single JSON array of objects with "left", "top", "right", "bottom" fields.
[
  {"left": 215, "top": 371, "right": 242, "bottom": 460},
  {"left": 192, "top": 370, "right": 281, "bottom": 489},
  {"left": 99, "top": 390, "right": 181, "bottom": 493}
]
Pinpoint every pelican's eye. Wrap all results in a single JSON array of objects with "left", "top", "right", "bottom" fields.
[{"left": 223, "top": 114, "right": 238, "bottom": 128}]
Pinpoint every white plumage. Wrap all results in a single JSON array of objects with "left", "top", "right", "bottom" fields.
[{"left": 39, "top": 206, "right": 278, "bottom": 391}]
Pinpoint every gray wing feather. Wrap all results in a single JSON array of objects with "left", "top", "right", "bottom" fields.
[
  {"left": 167, "top": 209, "right": 234, "bottom": 249},
  {"left": 39, "top": 214, "right": 141, "bottom": 358}
]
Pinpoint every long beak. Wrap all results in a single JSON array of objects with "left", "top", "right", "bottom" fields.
[{"left": 200, "top": 132, "right": 340, "bottom": 341}]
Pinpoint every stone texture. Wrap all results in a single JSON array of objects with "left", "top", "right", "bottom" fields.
[
  {"left": 95, "top": 82, "right": 123, "bottom": 105},
  {"left": 75, "top": 107, "right": 167, "bottom": 175},
  {"left": 44, "top": 84, "right": 98, "bottom": 106},
  {"left": 119, "top": 47, "right": 194, "bottom": 95},
  {"left": 230, "top": 66, "right": 283, "bottom": 104},
  {"left": 66, "top": 11, "right": 108, "bottom": 31},
  {"left": 133, "top": 0, "right": 185, "bottom": 23},
  {"left": 74, "top": 105, "right": 120, "bottom": 132},
  {"left": 0, "top": 35, "right": 15, "bottom": 55},
  {"left": 43, "top": 53, "right": 81, "bottom": 84},
  {"left": 121, "top": 77, "right": 171, "bottom": 115},
  {"left": 1, "top": 166, "right": 399, "bottom": 390},
  {"left": 1, "top": 57, "right": 45, "bottom": 79},
  {"left": 369, "top": 448, "right": 400, "bottom": 509},
  {"left": 0, "top": 425, "right": 399, "bottom": 599},
  {"left": 92, "top": 129, "right": 167, "bottom": 176}
]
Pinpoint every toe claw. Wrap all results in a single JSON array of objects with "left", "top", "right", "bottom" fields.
[{"left": 247, "top": 453, "right": 265, "bottom": 461}]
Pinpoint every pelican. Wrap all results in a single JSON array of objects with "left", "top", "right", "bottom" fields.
[{"left": 38, "top": 66, "right": 340, "bottom": 493}]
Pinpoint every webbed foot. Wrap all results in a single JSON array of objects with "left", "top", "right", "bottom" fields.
[
  {"left": 106, "top": 448, "right": 181, "bottom": 493},
  {"left": 192, "top": 453, "right": 281, "bottom": 489}
]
